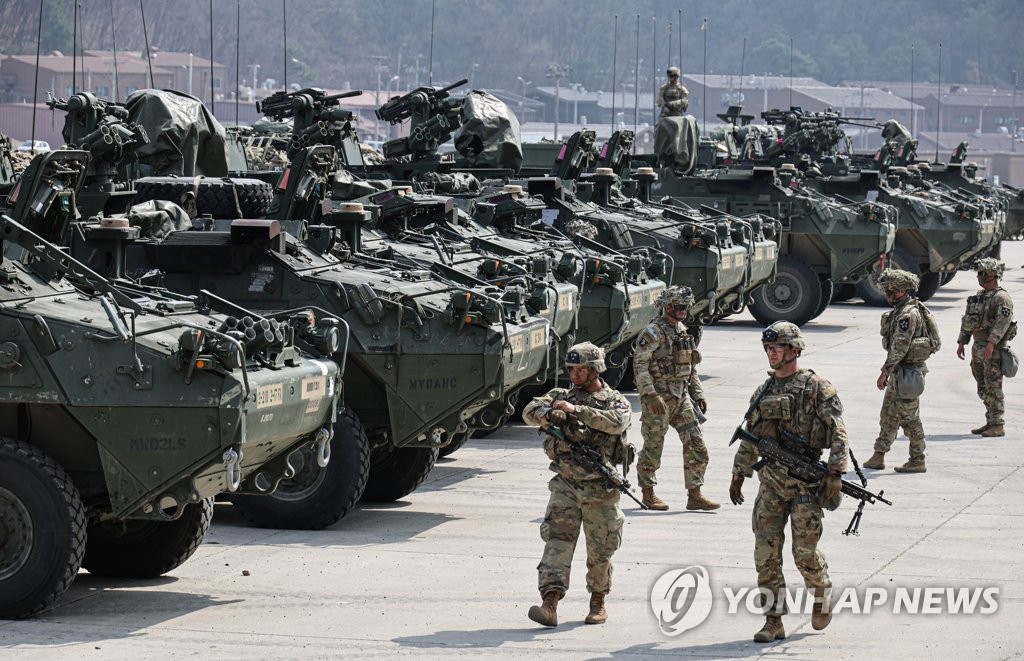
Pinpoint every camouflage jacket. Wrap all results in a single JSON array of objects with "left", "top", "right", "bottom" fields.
[
  {"left": 880, "top": 296, "right": 928, "bottom": 372},
  {"left": 632, "top": 317, "right": 704, "bottom": 402},
  {"left": 733, "top": 369, "right": 849, "bottom": 491},
  {"left": 522, "top": 381, "right": 632, "bottom": 483},
  {"left": 958, "top": 287, "right": 1015, "bottom": 347},
  {"left": 657, "top": 83, "right": 689, "bottom": 117}
]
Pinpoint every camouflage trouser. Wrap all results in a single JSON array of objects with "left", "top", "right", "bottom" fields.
[
  {"left": 538, "top": 475, "right": 624, "bottom": 596},
  {"left": 874, "top": 383, "right": 926, "bottom": 461},
  {"left": 752, "top": 482, "right": 830, "bottom": 615},
  {"left": 637, "top": 394, "right": 708, "bottom": 489},
  {"left": 971, "top": 344, "right": 1004, "bottom": 425}
]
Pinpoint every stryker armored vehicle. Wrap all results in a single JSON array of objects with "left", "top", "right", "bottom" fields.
[{"left": 0, "top": 150, "right": 343, "bottom": 618}]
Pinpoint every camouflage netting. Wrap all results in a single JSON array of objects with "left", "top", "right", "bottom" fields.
[
  {"left": 453, "top": 90, "right": 523, "bottom": 169},
  {"left": 878, "top": 268, "right": 920, "bottom": 292},
  {"left": 125, "top": 89, "right": 229, "bottom": 177},
  {"left": 422, "top": 171, "right": 480, "bottom": 194},
  {"left": 653, "top": 115, "right": 700, "bottom": 173},
  {"left": 563, "top": 218, "right": 598, "bottom": 239},
  {"left": 974, "top": 258, "right": 1005, "bottom": 278},
  {"left": 761, "top": 321, "right": 805, "bottom": 350}
]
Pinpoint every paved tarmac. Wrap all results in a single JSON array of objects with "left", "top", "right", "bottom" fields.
[{"left": 3, "top": 242, "right": 1023, "bottom": 660}]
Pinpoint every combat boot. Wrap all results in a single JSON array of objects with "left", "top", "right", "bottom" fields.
[
  {"left": 753, "top": 615, "right": 786, "bottom": 642},
  {"left": 528, "top": 590, "right": 561, "bottom": 627},
  {"left": 971, "top": 423, "right": 991, "bottom": 435},
  {"left": 981, "top": 424, "right": 1005, "bottom": 437},
  {"left": 862, "top": 451, "right": 886, "bottom": 470},
  {"left": 811, "top": 589, "right": 832, "bottom": 630},
  {"left": 686, "top": 488, "right": 720, "bottom": 511},
  {"left": 894, "top": 459, "right": 927, "bottom": 473},
  {"left": 584, "top": 592, "right": 607, "bottom": 624},
  {"left": 642, "top": 487, "right": 669, "bottom": 511}
]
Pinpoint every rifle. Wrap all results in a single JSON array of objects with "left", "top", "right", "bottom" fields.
[
  {"left": 730, "top": 426, "right": 892, "bottom": 535},
  {"left": 542, "top": 421, "right": 649, "bottom": 510}
]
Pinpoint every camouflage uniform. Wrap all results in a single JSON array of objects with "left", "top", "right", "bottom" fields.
[
  {"left": 872, "top": 269, "right": 936, "bottom": 466},
  {"left": 958, "top": 259, "right": 1015, "bottom": 430},
  {"left": 732, "top": 325, "right": 849, "bottom": 619},
  {"left": 522, "top": 353, "right": 631, "bottom": 600},
  {"left": 657, "top": 67, "right": 689, "bottom": 118}
]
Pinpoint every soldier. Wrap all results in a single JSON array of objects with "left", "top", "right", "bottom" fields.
[
  {"left": 633, "top": 286, "right": 718, "bottom": 511},
  {"left": 522, "top": 342, "right": 632, "bottom": 628},
  {"left": 729, "top": 322, "right": 848, "bottom": 643},
  {"left": 956, "top": 258, "right": 1016, "bottom": 437},
  {"left": 864, "top": 269, "right": 940, "bottom": 473},
  {"left": 657, "top": 67, "right": 689, "bottom": 118}
]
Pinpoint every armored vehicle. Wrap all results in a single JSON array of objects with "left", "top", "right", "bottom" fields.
[{"left": 0, "top": 150, "right": 343, "bottom": 618}]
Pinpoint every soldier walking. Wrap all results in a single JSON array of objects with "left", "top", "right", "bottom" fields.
[
  {"left": 864, "top": 269, "right": 940, "bottom": 473},
  {"left": 522, "top": 342, "right": 632, "bottom": 627},
  {"left": 956, "top": 258, "right": 1016, "bottom": 437},
  {"left": 729, "top": 322, "right": 848, "bottom": 642},
  {"left": 633, "top": 286, "right": 718, "bottom": 511}
]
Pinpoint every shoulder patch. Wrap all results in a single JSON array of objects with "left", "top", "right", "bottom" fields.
[
  {"left": 1001, "top": 306, "right": 1012, "bottom": 318},
  {"left": 898, "top": 317, "right": 910, "bottom": 332}
]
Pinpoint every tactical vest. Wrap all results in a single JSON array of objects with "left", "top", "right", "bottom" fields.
[
  {"left": 646, "top": 322, "right": 700, "bottom": 391},
  {"left": 751, "top": 370, "right": 832, "bottom": 458},
  {"left": 881, "top": 299, "right": 941, "bottom": 363},
  {"left": 962, "top": 287, "right": 1016, "bottom": 344}
]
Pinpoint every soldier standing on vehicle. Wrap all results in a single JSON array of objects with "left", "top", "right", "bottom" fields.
[
  {"left": 522, "top": 342, "right": 632, "bottom": 627},
  {"left": 633, "top": 286, "right": 718, "bottom": 511},
  {"left": 957, "top": 258, "right": 1016, "bottom": 437},
  {"left": 729, "top": 322, "right": 849, "bottom": 643},
  {"left": 657, "top": 67, "right": 689, "bottom": 118},
  {"left": 864, "top": 269, "right": 941, "bottom": 473}
]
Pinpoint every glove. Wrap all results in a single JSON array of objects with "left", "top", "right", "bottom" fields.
[
  {"left": 642, "top": 394, "right": 667, "bottom": 416},
  {"left": 547, "top": 410, "right": 567, "bottom": 427},
  {"left": 729, "top": 474, "right": 745, "bottom": 505},
  {"left": 821, "top": 473, "right": 842, "bottom": 500},
  {"left": 696, "top": 399, "right": 707, "bottom": 414}
]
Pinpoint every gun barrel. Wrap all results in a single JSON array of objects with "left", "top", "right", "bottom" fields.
[
  {"left": 326, "top": 90, "right": 363, "bottom": 102},
  {"left": 441, "top": 78, "right": 470, "bottom": 94}
]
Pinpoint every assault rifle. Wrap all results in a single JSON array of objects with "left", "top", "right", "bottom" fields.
[
  {"left": 730, "top": 426, "right": 891, "bottom": 535},
  {"left": 543, "top": 420, "right": 649, "bottom": 509}
]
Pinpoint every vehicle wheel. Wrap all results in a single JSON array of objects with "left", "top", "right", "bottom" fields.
[
  {"left": 748, "top": 254, "right": 822, "bottom": 326},
  {"left": 438, "top": 432, "right": 470, "bottom": 458},
  {"left": 810, "top": 278, "right": 834, "bottom": 320},
  {"left": 82, "top": 498, "right": 213, "bottom": 578},
  {"left": 361, "top": 445, "right": 439, "bottom": 502},
  {"left": 468, "top": 390, "right": 521, "bottom": 441},
  {"left": 830, "top": 283, "right": 856, "bottom": 303},
  {"left": 915, "top": 271, "right": 941, "bottom": 302},
  {"left": 227, "top": 409, "right": 371, "bottom": 529},
  {"left": 940, "top": 271, "right": 956, "bottom": 286},
  {"left": 0, "top": 439, "right": 86, "bottom": 619},
  {"left": 133, "top": 176, "right": 274, "bottom": 218},
  {"left": 602, "top": 355, "right": 635, "bottom": 391}
]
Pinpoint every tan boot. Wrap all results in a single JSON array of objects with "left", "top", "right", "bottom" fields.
[
  {"left": 686, "top": 487, "right": 720, "bottom": 511},
  {"left": 753, "top": 615, "right": 786, "bottom": 642},
  {"left": 862, "top": 451, "right": 886, "bottom": 470},
  {"left": 894, "top": 459, "right": 927, "bottom": 473},
  {"left": 528, "top": 590, "right": 561, "bottom": 627},
  {"left": 642, "top": 487, "right": 669, "bottom": 511},
  {"left": 981, "top": 424, "right": 1005, "bottom": 437},
  {"left": 971, "top": 423, "right": 991, "bottom": 435},
  {"left": 811, "top": 589, "right": 832, "bottom": 630},
  {"left": 584, "top": 592, "right": 607, "bottom": 624}
]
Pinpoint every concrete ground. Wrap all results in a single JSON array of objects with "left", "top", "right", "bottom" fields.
[{"left": 3, "top": 242, "right": 1023, "bottom": 660}]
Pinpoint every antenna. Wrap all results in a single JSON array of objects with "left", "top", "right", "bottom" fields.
[
  {"left": 611, "top": 14, "right": 618, "bottom": 133},
  {"left": 910, "top": 43, "right": 915, "bottom": 135},
  {"left": 645, "top": 15, "right": 650, "bottom": 137},
  {"left": 235, "top": 0, "right": 240, "bottom": 125},
  {"left": 110, "top": 0, "right": 120, "bottom": 100},
  {"left": 739, "top": 37, "right": 746, "bottom": 103},
  {"left": 935, "top": 41, "right": 942, "bottom": 163},
  {"left": 789, "top": 37, "right": 794, "bottom": 107},
  {"left": 702, "top": 18, "right": 707, "bottom": 134},
  {"left": 31, "top": 0, "right": 43, "bottom": 150},
  {"left": 140, "top": 0, "right": 155, "bottom": 88},
  {"left": 210, "top": 0, "right": 216, "bottom": 112},
  {"left": 428, "top": 0, "right": 436, "bottom": 85},
  {"left": 72, "top": 0, "right": 78, "bottom": 93},
  {"left": 667, "top": 21, "right": 672, "bottom": 69},
  {"left": 283, "top": 0, "right": 288, "bottom": 90},
  {"left": 678, "top": 9, "right": 682, "bottom": 70}
]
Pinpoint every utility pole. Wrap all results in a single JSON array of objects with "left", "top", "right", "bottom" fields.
[
  {"left": 248, "top": 63, "right": 260, "bottom": 102},
  {"left": 547, "top": 63, "right": 571, "bottom": 140}
]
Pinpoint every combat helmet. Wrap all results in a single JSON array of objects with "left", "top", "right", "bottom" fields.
[
  {"left": 878, "top": 268, "right": 920, "bottom": 292},
  {"left": 761, "top": 321, "right": 805, "bottom": 350},
  {"left": 667, "top": 66, "right": 681, "bottom": 77},
  {"left": 656, "top": 285, "right": 695, "bottom": 309},
  {"left": 974, "top": 258, "right": 1004, "bottom": 279},
  {"left": 565, "top": 341, "right": 606, "bottom": 372}
]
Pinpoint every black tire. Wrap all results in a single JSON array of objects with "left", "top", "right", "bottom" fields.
[
  {"left": 82, "top": 498, "right": 213, "bottom": 578},
  {"left": 133, "top": 176, "right": 274, "bottom": 218},
  {"left": 0, "top": 439, "right": 86, "bottom": 619},
  {"left": 810, "top": 278, "right": 834, "bottom": 320},
  {"left": 361, "top": 445, "right": 439, "bottom": 503},
  {"left": 748, "top": 254, "right": 822, "bottom": 326},
  {"left": 940, "top": 271, "right": 956, "bottom": 286},
  {"left": 916, "top": 271, "right": 941, "bottom": 302},
  {"left": 831, "top": 283, "right": 856, "bottom": 303},
  {"left": 856, "top": 247, "right": 919, "bottom": 307},
  {"left": 687, "top": 325, "right": 703, "bottom": 347},
  {"left": 227, "top": 409, "right": 371, "bottom": 529},
  {"left": 438, "top": 432, "right": 470, "bottom": 458}
]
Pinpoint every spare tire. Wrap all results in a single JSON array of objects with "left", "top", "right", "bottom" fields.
[{"left": 133, "top": 176, "right": 274, "bottom": 218}]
